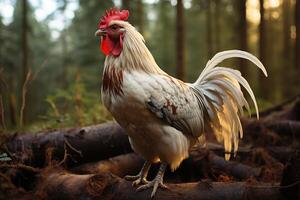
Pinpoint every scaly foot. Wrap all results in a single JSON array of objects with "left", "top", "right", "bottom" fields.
[
  {"left": 124, "top": 174, "right": 149, "bottom": 186},
  {"left": 136, "top": 177, "right": 168, "bottom": 198},
  {"left": 124, "top": 161, "right": 151, "bottom": 186},
  {"left": 136, "top": 163, "right": 168, "bottom": 198}
]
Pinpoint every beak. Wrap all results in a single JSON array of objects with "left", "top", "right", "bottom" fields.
[{"left": 95, "top": 29, "right": 106, "bottom": 37}]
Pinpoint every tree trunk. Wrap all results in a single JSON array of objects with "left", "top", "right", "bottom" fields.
[
  {"left": 35, "top": 171, "right": 282, "bottom": 200},
  {"left": 8, "top": 93, "right": 17, "bottom": 127},
  {"left": 259, "top": 0, "right": 268, "bottom": 99},
  {"left": 136, "top": 0, "right": 144, "bottom": 35},
  {"left": 282, "top": 0, "right": 292, "bottom": 96},
  {"left": 5, "top": 96, "right": 300, "bottom": 169},
  {"left": 214, "top": 0, "right": 221, "bottom": 51},
  {"left": 176, "top": 0, "right": 186, "bottom": 81},
  {"left": 296, "top": 0, "right": 300, "bottom": 69},
  {"left": 206, "top": 0, "right": 213, "bottom": 59},
  {"left": 121, "top": 0, "right": 129, "bottom": 10},
  {"left": 0, "top": 95, "right": 5, "bottom": 130},
  {"left": 72, "top": 153, "right": 144, "bottom": 177},
  {"left": 283, "top": 0, "right": 291, "bottom": 63},
  {"left": 5, "top": 122, "right": 132, "bottom": 168},
  {"left": 236, "top": 0, "right": 248, "bottom": 78},
  {"left": 21, "top": 0, "right": 28, "bottom": 126}
]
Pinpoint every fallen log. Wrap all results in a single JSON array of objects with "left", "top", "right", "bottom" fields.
[
  {"left": 280, "top": 151, "right": 300, "bottom": 200},
  {"left": 207, "top": 152, "right": 261, "bottom": 180},
  {"left": 71, "top": 149, "right": 261, "bottom": 181},
  {"left": 34, "top": 171, "right": 282, "bottom": 200},
  {"left": 4, "top": 116, "right": 298, "bottom": 169},
  {"left": 72, "top": 153, "right": 144, "bottom": 178},
  {"left": 258, "top": 94, "right": 300, "bottom": 118},
  {"left": 265, "top": 120, "right": 300, "bottom": 139},
  {"left": 5, "top": 122, "right": 132, "bottom": 168},
  {"left": 266, "top": 146, "right": 296, "bottom": 163}
]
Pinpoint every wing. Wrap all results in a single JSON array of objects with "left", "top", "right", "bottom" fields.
[{"left": 145, "top": 74, "right": 204, "bottom": 139}]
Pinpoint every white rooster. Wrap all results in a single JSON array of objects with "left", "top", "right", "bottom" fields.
[{"left": 95, "top": 9, "right": 267, "bottom": 198}]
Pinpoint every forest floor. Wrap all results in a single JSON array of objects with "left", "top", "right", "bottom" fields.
[{"left": 0, "top": 95, "right": 300, "bottom": 200}]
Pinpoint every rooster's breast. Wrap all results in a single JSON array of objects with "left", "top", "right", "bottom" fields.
[{"left": 101, "top": 71, "right": 191, "bottom": 170}]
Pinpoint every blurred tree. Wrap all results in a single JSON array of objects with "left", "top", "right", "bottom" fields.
[
  {"left": 148, "top": 1, "right": 176, "bottom": 75},
  {"left": 69, "top": 0, "right": 113, "bottom": 68},
  {"left": 296, "top": 0, "right": 300, "bottom": 69},
  {"left": 121, "top": 0, "right": 144, "bottom": 34},
  {"left": 214, "top": 0, "right": 221, "bottom": 51},
  {"left": 20, "top": 0, "right": 28, "bottom": 126},
  {"left": 136, "top": 0, "right": 144, "bottom": 35},
  {"left": 259, "top": 0, "right": 268, "bottom": 99},
  {"left": 235, "top": 0, "right": 248, "bottom": 78},
  {"left": 0, "top": 0, "right": 52, "bottom": 128},
  {"left": 206, "top": 0, "right": 213, "bottom": 59},
  {"left": 282, "top": 0, "right": 291, "bottom": 64},
  {"left": 21, "top": 0, "right": 28, "bottom": 89},
  {"left": 57, "top": 0, "right": 69, "bottom": 88},
  {"left": 0, "top": 15, "right": 4, "bottom": 69},
  {"left": 282, "top": 0, "right": 292, "bottom": 97},
  {"left": 186, "top": 0, "right": 207, "bottom": 81},
  {"left": 176, "top": 0, "right": 186, "bottom": 81}
]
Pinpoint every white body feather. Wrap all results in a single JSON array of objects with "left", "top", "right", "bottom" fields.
[{"left": 101, "top": 20, "right": 267, "bottom": 170}]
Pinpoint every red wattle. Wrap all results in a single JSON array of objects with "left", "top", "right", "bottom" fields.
[
  {"left": 101, "top": 36, "right": 112, "bottom": 56},
  {"left": 101, "top": 35, "right": 123, "bottom": 57}
]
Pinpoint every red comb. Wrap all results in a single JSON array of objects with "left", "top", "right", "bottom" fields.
[{"left": 99, "top": 8, "right": 129, "bottom": 29}]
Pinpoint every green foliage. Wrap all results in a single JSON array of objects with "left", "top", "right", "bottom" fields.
[
  {"left": 30, "top": 70, "right": 112, "bottom": 132},
  {"left": 147, "top": 1, "right": 176, "bottom": 76},
  {"left": 69, "top": 0, "right": 113, "bottom": 68}
]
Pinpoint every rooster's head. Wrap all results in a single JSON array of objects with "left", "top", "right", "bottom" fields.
[{"left": 95, "top": 9, "right": 129, "bottom": 57}]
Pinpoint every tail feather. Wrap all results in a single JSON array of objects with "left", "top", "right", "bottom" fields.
[{"left": 192, "top": 50, "right": 267, "bottom": 160}]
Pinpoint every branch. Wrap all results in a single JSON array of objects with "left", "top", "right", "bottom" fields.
[
  {"left": 72, "top": 153, "right": 144, "bottom": 178},
  {"left": 5, "top": 122, "right": 131, "bottom": 168},
  {"left": 35, "top": 171, "right": 282, "bottom": 200}
]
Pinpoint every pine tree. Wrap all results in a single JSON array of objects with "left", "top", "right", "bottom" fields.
[{"left": 176, "top": 0, "right": 186, "bottom": 81}]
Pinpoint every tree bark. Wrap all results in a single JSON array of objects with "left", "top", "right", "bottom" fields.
[
  {"left": 176, "top": 0, "right": 186, "bottom": 81},
  {"left": 21, "top": 0, "right": 28, "bottom": 126},
  {"left": 71, "top": 149, "right": 262, "bottom": 181},
  {"left": 5, "top": 95, "right": 300, "bottom": 168},
  {"left": 283, "top": 0, "right": 291, "bottom": 63},
  {"left": 34, "top": 171, "right": 282, "bottom": 200},
  {"left": 282, "top": 0, "right": 292, "bottom": 97},
  {"left": 214, "top": 0, "right": 221, "bottom": 51},
  {"left": 207, "top": 152, "right": 261, "bottom": 179},
  {"left": 259, "top": 0, "right": 268, "bottom": 98},
  {"left": 5, "top": 122, "right": 132, "bottom": 168},
  {"left": 72, "top": 153, "right": 144, "bottom": 178},
  {"left": 206, "top": 0, "right": 213, "bottom": 59},
  {"left": 21, "top": 0, "right": 28, "bottom": 86},
  {"left": 236, "top": 0, "right": 248, "bottom": 78},
  {"left": 136, "top": 0, "right": 144, "bottom": 35},
  {"left": 121, "top": 0, "right": 129, "bottom": 10},
  {"left": 296, "top": 0, "right": 300, "bottom": 69}
]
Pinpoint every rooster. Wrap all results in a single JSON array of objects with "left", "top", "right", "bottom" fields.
[{"left": 95, "top": 9, "right": 267, "bottom": 198}]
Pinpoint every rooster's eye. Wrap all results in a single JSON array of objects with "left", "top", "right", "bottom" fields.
[{"left": 110, "top": 25, "right": 119, "bottom": 31}]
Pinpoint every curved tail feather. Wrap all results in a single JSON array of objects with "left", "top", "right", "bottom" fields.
[{"left": 191, "top": 50, "right": 267, "bottom": 160}]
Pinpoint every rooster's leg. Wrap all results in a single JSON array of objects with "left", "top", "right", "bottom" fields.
[
  {"left": 136, "top": 162, "right": 168, "bottom": 198},
  {"left": 124, "top": 161, "right": 151, "bottom": 186}
]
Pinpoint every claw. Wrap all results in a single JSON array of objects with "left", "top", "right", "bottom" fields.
[
  {"left": 124, "top": 175, "right": 140, "bottom": 181},
  {"left": 125, "top": 175, "right": 149, "bottom": 186},
  {"left": 133, "top": 177, "right": 149, "bottom": 186},
  {"left": 124, "top": 161, "right": 151, "bottom": 187},
  {"left": 136, "top": 178, "right": 168, "bottom": 198},
  {"left": 136, "top": 162, "right": 168, "bottom": 198}
]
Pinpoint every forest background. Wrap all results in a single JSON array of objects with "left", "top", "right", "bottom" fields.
[{"left": 0, "top": 0, "right": 299, "bottom": 132}]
